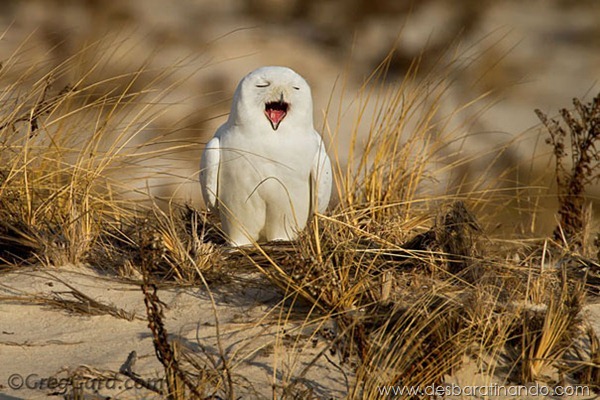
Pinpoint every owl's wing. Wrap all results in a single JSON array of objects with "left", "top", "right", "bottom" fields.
[
  {"left": 200, "top": 136, "right": 220, "bottom": 212},
  {"left": 310, "top": 131, "right": 333, "bottom": 214}
]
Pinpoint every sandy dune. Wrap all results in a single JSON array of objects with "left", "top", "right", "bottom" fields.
[{"left": 0, "top": 265, "right": 351, "bottom": 399}]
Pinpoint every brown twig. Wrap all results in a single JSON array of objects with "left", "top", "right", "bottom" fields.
[{"left": 140, "top": 228, "right": 202, "bottom": 399}]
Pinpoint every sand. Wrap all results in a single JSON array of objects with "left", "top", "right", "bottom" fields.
[{"left": 0, "top": 265, "right": 351, "bottom": 399}]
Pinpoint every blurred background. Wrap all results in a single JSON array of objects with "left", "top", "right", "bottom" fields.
[{"left": 1, "top": 0, "right": 599, "bottom": 229}]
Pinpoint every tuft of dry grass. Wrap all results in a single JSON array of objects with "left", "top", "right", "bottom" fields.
[
  {"left": 572, "top": 324, "right": 600, "bottom": 391},
  {"left": 509, "top": 273, "right": 585, "bottom": 382},
  {"left": 0, "top": 35, "right": 205, "bottom": 272}
]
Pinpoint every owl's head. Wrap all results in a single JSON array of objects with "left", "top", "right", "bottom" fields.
[{"left": 230, "top": 66, "right": 314, "bottom": 132}]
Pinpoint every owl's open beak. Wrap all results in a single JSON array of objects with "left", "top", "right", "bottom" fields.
[{"left": 265, "top": 100, "right": 288, "bottom": 130}]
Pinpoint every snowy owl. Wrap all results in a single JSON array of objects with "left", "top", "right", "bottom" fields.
[{"left": 200, "top": 66, "right": 332, "bottom": 246}]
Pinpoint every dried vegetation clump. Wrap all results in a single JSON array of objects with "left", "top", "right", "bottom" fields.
[{"left": 536, "top": 94, "right": 600, "bottom": 251}]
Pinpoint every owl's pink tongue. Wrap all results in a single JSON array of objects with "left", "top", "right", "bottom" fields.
[
  {"left": 265, "top": 101, "right": 288, "bottom": 130},
  {"left": 267, "top": 109, "right": 285, "bottom": 125}
]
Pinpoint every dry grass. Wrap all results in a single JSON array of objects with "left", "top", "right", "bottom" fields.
[
  {"left": 0, "top": 39, "right": 152, "bottom": 267},
  {"left": 1, "top": 35, "right": 600, "bottom": 399}
]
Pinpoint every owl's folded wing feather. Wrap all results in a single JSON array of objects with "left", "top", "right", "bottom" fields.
[
  {"left": 200, "top": 137, "right": 220, "bottom": 212},
  {"left": 310, "top": 131, "right": 333, "bottom": 214}
]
